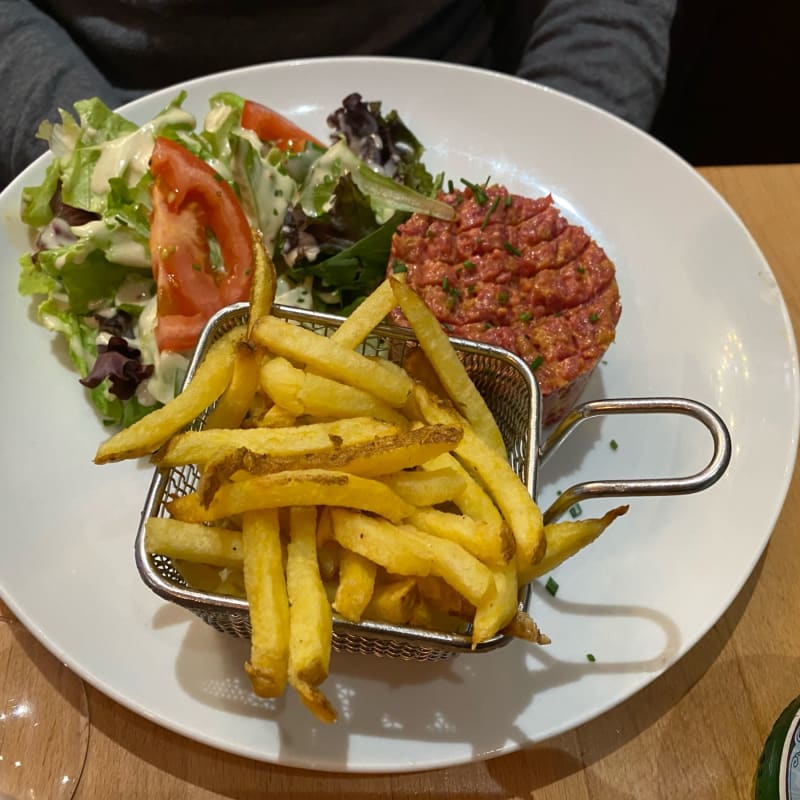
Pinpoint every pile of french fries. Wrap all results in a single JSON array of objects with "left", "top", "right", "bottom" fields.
[{"left": 94, "top": 235, "right": 626, "bottom": 723}]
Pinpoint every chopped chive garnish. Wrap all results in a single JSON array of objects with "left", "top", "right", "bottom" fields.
[
  {"left": 392, "top": 258, "right": 407, "bottom": 273},
  {"left": 529, "top": 355, "right": 544, "bottom": 371},
  {"left": 447, "top": 179, "right": 455, "bottom": 193},
  {"left": 497, "top": 290, "right": 509, "bottom": 304},
  {"left": 480, "top": 196, "right": 500, "bottom": 230},
  {"left": 463, "top": 259, "right": 476, "bottom": 270},
  {"left": 545, "top": 577, "right": 559, "bottom": 596},
  {"left": 484, "top": 321, "right": 494, "bottom": 330},
  {"left": 569, "top": 503, "right": 583, "bottom": 518},
  {"left": 460, "top": 178, "right": 488, "bottom": 205},
  {"left": 610, "top": 439, "right": 619, "bottom": 451},
  {"left": 589, "top": 312, "right": 600, "bottom": 323},
  {"left": 503, "top": 241, "right": 521, "bottom": 257},
  {"left": 586, "top": 653, "right": 596, "bottom": 663},
  {"left": 191, "top": 263, "right": 202, "bottom": 271},
  {"left": 576, "top": 265, "right": 586, "bottom": 274},
  {"left": 442, "top": 322, "right": 453, "bottom": 332},
  {"left": 467, "top": 284, "right": 477, "bottom": 295},
  {"left": 442, "top": 276, "right": 450, "bottom": 291},
  {"left": 519, "top": 311, "right": 532, "bottom": 322},
  {"left": 504, "top": 194, "right": 513, "bottom": 207}
]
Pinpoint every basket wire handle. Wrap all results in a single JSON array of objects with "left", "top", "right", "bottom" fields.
[{"left": 539, "top": 397, "right": 732, "bottom": 524}]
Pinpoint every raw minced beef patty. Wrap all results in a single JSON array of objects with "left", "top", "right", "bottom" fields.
[{"left": 388, "top": 184, "right": 621, "bottom": 425}]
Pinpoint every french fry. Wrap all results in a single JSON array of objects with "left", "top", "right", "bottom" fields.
[
  {"left": 316, "top": 539, "right": 341, "bottom": 582},
  {"left": 519, "top": 506, "right": 629, "bottom": 583},
  {"left": 204, "top": 341, "right": 261, "bottom": 430},
  {"left": 167, "top": 469, "right": 415, "bottom": 523},
  {"left": 286, "top": 507, "right": 336, "bottom": 723},
  {"left": 390, "top": 277, "right": 506, "bottom": 456},
  {"left": 172, "top": 561, "right": 229, "bottom": 593},
  {"left": 408, "top": 507, "right": 512, "bottom": 567},
  {"left": 260, "top": 357, "right": 409, "bottom": 427},
  {"left": 247, "top": 231, "right": 277, "bottom": 339},
  {"left": 422, "top": 451, "right": 504, "bottom": 529},
  {"left": 251, "top": 315, "right": 412, "bottom": 407},
  {"left": 256, "top": 404, "right": 298, "bottom": 428},
  {"left": 330, "top": 509, "right": 494, "bottom": 608},
  {"left": 154, "top": 417, "right": 399, "bottom": 468},
  {"left": 415, "top": 576, "right": 474, "bottom": 620},
  {"left": 242, "top": 509, "right": 289, "bottom": 698},
  {"left": 414, "top": 384, "right": 545, "bottom": 573},
  {"left": 94, "top": 327, "right": 243, "bottom": 463},
  {"left": 471, "top": 561, "right": 519, "bottom": 647},
  {"left": 258, "top": 356, "right": 305, "bottom": 416},
  {"left": 201, "top": 424, "right": 461, "bottom": 483},
  {"left": 363, "top": 577, "right": 417, "bottom": 625},
  {"left": 332, "top": 550, "right": 377, "bottom": 622},
  {"left": 402, "top": 346, "right": 446, "bottom": 397},
  {"left": 144, "top": 517, "right": 243, "bottom": 568},
  {"left": 503, "top": 610, "right": 551, "bottom": 645},
  {"left": 380, "top": 467, "right": 466, "bottom": 507},
  {"left": 330, "top": 278, "right": 396, "bottom": 349}
]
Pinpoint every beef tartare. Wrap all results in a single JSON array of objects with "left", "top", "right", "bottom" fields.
[{"left": 388, "top": 183, "right": 621, "bottom": 425}]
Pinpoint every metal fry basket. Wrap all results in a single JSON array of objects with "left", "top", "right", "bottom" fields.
[{"left": 135, "top": 302, "right": 732, "bottom": 662}]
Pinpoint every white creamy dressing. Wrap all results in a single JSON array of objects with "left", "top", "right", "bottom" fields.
[
  {"left": 275, "top": 274, "right": 314, "bottom": 308},
  {"left": 38, "top": 218, "right": 76, "bottom": 250},
  {"left": 90, "top": 108, "right": 196, "bottom": 194},
  {"left": 134, "top": 296, "right": 189, "bottom": 406},
  {"left": 115, "top": 276, "right": 154, "bottom": 306},
  {"left": 69, "top": 219, "right": 150, "bottom": 268}
]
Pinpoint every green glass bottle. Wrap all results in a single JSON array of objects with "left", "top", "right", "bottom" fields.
[{"left": 754, "top": 694, "right": 800, "bottom": 799}]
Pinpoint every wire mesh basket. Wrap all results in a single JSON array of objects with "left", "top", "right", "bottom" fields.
[{"left": 136, "top": 302, "right": 542, "bottom": 662}]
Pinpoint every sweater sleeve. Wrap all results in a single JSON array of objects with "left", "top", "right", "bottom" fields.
[
  {"left": 516, "top": 0, "right": 678, "bottom": 130},
  {"left": 0, "top": 0, "right": 124, "bottom": 187}
]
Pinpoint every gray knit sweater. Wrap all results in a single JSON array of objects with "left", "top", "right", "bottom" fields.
[{"left": 0, "top": 0, "right": 676, "bottom": 187}]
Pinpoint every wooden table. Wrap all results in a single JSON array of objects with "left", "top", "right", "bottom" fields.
[{"left": 3, "top": 164, "right": 799, "bottom": 799}]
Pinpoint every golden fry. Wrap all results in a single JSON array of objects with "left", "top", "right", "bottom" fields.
[
  {"left": 94, "top": 327, "right": 242, "bottom": 463},
  {"left": 247, "top": 231, "right": 277, "bottom": 339},
  {"left": 380, "top": 467, "right": 466, "bottom": 507},
  {"left": 330, "top": 278, "right": 396, "bottom": 349},
  {"left": 503, "top": 610, "right": 551, "bottom": 645},
  {"left": 202, "top": 424, "right": 460, "bottom": 483},
  {"left": 204, "top": 341, "right": 261, "bottom": 430},
  {"left": 414, "top": 384, "right": 544, "bottom": 573},
  {"left": 251, "top": 315, "right": 412, "bottom": 407},
  {"left": 144, "top": 517, "right": 243, "bottom": 568},
  {"left": 167, "top": 469, "right": 415, "bottom": 523},
  {"left": 390, "top": 277, "right": 506, "bottom": 455},
  {"left": 332, "top": 549, "right": 377, "bottom": 622},
  {"left": 471, "top": 561, "right": 519, "bottom": 647},
  {"left": 242, "top": 509, "right": 289, "bottom": 698},
  {"left": 260, "top": 357, "right": 409, "bottom": 427},
  {"left": 408, "top": 507, "right": 512, "bottom": 567},
  {"left": 520, "top": 505, "right": 629, "bottom": 583},
  {"left": 286, "top": 507, "right": 336, "bottom": 723},
  {"left": 422, "top": 451, "right": 504, "bottom": 529},
  {"left": 330, "top": 509, "right": 494, "bottom": 608},
  {"left": 155, "top": 416, "right": 399, "bottom": 468},
  {"left": 363, "top": 577, "right": 417, "bottom": 625}
]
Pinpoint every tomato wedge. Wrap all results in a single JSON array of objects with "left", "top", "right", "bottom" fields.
[
  {"left": 149, "top": 137, "right": 253, "bottom": 352},
  {"left": 241, "top": 99, "right": 323, "bottom": 153}
]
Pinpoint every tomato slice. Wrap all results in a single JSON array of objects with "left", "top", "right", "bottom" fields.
[
  {"left": 149, "top": 137, "right": 254, "bottom": 352},
  {"left": 241, "top": 100, "right": 323, "bottom": 153}
]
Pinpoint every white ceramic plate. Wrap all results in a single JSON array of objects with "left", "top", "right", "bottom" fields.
[{"left": 1, "top": 57, "right": 797, "bottom": 773}]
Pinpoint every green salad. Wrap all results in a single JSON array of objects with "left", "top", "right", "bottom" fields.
[{"left": 17, "top": 90, "right": 451, "bottom": 427}]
